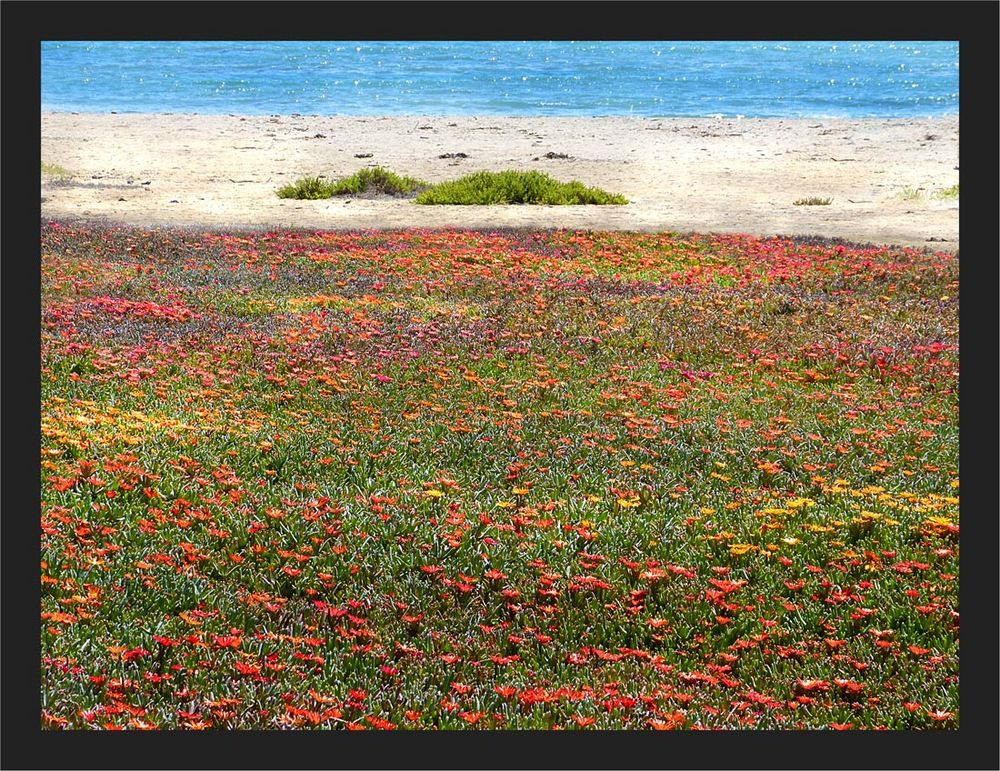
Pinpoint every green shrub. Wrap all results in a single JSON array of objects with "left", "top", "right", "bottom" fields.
[
  {"left": 932, "top": 184, "right": 959, "bottom": 200},
  {"left": 414, "top": 170, "right": 628, "bottom": 205},
  {"left": 41, "top": 161, "right": 72, "bottom": 179},
  {"left": 277, "top": 176, "right": 335, "bottom": 200},
  {"left": 278, "top": 168, "right": 627, "bottom": 205},
  {"left": 792, "top": 197, "right": 832, "bottom": 206},
  {"left": 327, "top": 167, "right": 428, "bottom": 196},
  {"left": 277, "top": 167, "right": 428, "bottom": 199}
]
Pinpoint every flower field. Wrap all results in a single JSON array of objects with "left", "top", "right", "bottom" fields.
[{"left": 40, "top": 223, "right": 959, "bottom": 730}]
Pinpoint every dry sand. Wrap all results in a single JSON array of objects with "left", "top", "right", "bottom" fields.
[{"left": 41, "top": 112, "right": 959, "bottom": 249}]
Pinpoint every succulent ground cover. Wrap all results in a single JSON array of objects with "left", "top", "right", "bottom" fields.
[{"left": 40, "top": 223, "right": 958, "bottom": 730}]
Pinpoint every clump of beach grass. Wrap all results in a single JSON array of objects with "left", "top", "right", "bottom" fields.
[
  {"left": 414, "top": 170, "right": 627, "bottom": 205},
  {"left": 792, "top": 196, "right": 832, "bottom": 206},
  {"left": 41, "top": 161, "right": 72, "bottom": 180},
  {"left": 277, "top": 167, "right": 429, "bottom": 199},
  {"left": 932, "top": 184, "right": 959, "bottom": 200},
  {"left": 898, "top": 187, "right": 924, "bottom": 201},
  {"left": 276, "top": 176, "right": 333, "bottom": 200}
]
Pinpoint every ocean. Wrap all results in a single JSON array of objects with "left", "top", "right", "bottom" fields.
[{"left": 40, "top": 41, "right": 959, "bottom": 119}]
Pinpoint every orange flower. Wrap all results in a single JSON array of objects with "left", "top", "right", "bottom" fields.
[{"left": 648, "top": 712, "right": 685, "bottom": 730}]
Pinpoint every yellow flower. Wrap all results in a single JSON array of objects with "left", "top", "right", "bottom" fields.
[
  {"left": 425, "top": 489, "right": 445, "bottom": 498},
  {"left": 728, "top": 543, "right": 756, "bottom": 556},
  {"left": 617, "top": 496, "right": 641, "bottom": 509},
  {"left": 512, "top": 487, "right": 530, "bottom": 496},
  {"left": 760, "top": 507, "right": 790, "bottom": 517}
]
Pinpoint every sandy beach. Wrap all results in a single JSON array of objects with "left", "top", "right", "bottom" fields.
[{"left": 41, "top": 113, "right": 959, "bottom": 248}]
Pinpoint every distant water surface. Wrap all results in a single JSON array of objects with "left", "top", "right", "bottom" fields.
[{"left": 41, "top": 41, "right": 959, "bottom": 118}]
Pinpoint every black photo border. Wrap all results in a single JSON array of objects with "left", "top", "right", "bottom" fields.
[{"left": 3, "top": 2, "right": 996, "bottom": 769}]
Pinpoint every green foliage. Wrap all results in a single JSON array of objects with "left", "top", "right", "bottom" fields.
[
  {"left": 41, "top": 161, "right": 72, "bottom": 179},
  {"left": 415, "top": 170, "right": 628, "bottom": 205},
  {"left": 932, "top": 184, "right": 959, "bottom": 200},
  {"left": 792, "top": 197, "right": 832, "bottom": 206},
  {"left": 277, "top": 167, "right": 429, "bottom": 199},
  {"left": 279, "top": 169, "right": 627, "bottom": 205},
  {"left": 327, "top": 167, "right": 428, "bottom": 196},
  {"left": 276, "top": 176, "right": 334, "bottom": 200}
]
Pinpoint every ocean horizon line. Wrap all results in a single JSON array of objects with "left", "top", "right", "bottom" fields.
[{"left": 40, "top": 109, "right": 960, "bottom": 120}]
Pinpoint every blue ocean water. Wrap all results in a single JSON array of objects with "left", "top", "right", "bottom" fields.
[{"left": 41, "top": 41, "right": 958, "bottom": 118}]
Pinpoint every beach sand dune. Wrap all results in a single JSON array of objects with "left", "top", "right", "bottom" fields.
[{"left": 41, "top": 113, "right": 959, "bottom": 248}]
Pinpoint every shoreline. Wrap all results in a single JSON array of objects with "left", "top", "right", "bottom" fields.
[{"left": 41, "top": 112, "right": 959, "bottom": 249}]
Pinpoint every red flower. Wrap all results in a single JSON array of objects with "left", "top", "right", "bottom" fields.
[{"left": 648, "top": 712, "right": 685, "bottom": 730}]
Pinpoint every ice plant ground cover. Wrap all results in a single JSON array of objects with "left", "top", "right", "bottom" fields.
[{"left": 40, "top": 223, "right": 959, "bottom": 730}]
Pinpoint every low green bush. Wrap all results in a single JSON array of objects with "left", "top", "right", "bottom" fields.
[
  {"left": 41, "top": 161, "right": 72, "bottom": 179},
  {"left": 276, "top": 176, "right": 335, "bottom": 200},
  {"left": 277, "top": 167, "right": 428, "bottom": 199},
  {"left": 278, "top": 168, "right": 626, "bottom": 205},
  {"left": 415, "top": 170, "right": 627, "bottom": 205}
]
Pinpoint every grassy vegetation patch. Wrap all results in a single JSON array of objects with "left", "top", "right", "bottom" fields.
[
  {"left": 277, "top": 167, "right": 429, "bottom": 199},
  {"left": 932, "top": 184, "right": 959, "bottom": 200},
  {"left": 41, "top": 161, "right": 72, "bottom": 179},
  {"left": 792, "top": 197, "right": 832, "bottom": 206},
  {"left": 415, "top": 170, "right": 627, "bottom": 205},
  {"left": 278, "top": 169, "right": 627, "bottom": 205},
  {"left": 275, "top": 176, "right": 332, "bottom": 200}
]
